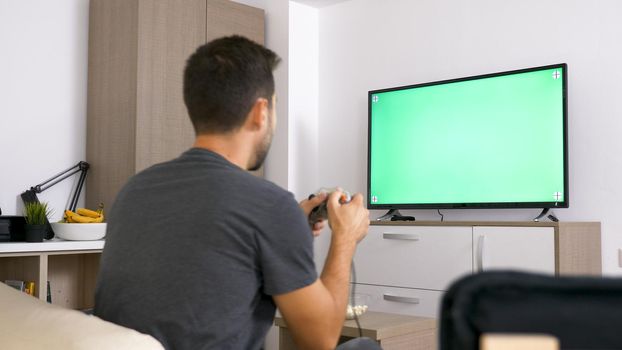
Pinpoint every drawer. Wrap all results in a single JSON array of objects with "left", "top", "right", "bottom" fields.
[
  {"left": 473, "top": 226, "right": 555, "bottom": 274},
  {"left": 354, "top": 225, "right": 472, "bottom": 290},
  {"left": 351, "top": 283, "right": 443, "bottom": 318}
]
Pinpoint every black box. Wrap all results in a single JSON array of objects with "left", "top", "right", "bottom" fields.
[{"left": 0, "top": 216, "right": 26, "bottom": 242}]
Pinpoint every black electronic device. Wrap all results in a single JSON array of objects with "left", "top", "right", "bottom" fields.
[
  {"left": 368, "top": 64, "right": 568, "bottom": 217},
  {"left": 0, "top": 216, "right": 27, "bottom": 242}
]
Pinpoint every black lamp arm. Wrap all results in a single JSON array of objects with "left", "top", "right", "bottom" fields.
[
  {"left": 23, "top": 161, "right": 90, "bottom": 212},
  {"left": 30, "top": 161, "right": 89, "bottom": 193},
  {"left": 69, "top": 163, "right": 89, "bottom": 212}
]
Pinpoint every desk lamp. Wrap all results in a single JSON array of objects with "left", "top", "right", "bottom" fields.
[{"left": 21, "top": 161, "right": 90, "bottom": 239}]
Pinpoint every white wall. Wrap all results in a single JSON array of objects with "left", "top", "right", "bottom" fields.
[
  {"left": 289, "top": 2, "right": 319, "bottom": 199},
  {"left": 314, "top": 0, "right": 622, "bottom": 274},
  {"left": 261, "top": 0, "right": 291, "bottom": 190},
  {"left": 0, "top": 0, "right": 89, "bottom": 220}
]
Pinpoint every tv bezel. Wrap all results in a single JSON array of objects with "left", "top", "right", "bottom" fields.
[{"left": 367, "top": 63, "right": 568, "bottom": 210}]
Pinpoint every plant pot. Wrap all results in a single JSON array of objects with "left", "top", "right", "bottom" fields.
[{"left": 25, "top": 224, "right": 47, "bottom": 242}]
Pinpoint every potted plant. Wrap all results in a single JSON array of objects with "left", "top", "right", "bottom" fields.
[{"left": 23, "top": 202, "right": 53, "bottom": 242}]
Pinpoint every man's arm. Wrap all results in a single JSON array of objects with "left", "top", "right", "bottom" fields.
[{"left": 274, "top": 192, "right": 369, "bottom": 350}]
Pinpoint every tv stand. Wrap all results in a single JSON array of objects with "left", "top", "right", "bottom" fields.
[
  {"left": 351, "top": 221, "right": 601, "bottom": 318},
  {"left": 533, "top": 208, "right": 559, "bottom": 222},
  {"left": 375, "top": 209, "right": 415, "bottom": 221}
]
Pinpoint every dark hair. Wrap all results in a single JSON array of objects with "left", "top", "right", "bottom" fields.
[{"left": 183, "top": 35, "right": 280, "bottom": 134}]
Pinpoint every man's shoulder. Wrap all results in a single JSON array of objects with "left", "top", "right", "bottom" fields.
[{"left": 235, "top": 172, "right": 298, "bottom": 213}]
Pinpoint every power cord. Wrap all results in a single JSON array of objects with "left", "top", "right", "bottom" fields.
[
  {"left": 437, "top": 209, "right": 444, "bottom": 222},
  {"left": 350, "top": 260, "right": 363, "bottom": 337}
]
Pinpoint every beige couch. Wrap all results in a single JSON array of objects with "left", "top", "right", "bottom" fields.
[{"left": 0, "top": 282, "right": 163, "bottom": 349}]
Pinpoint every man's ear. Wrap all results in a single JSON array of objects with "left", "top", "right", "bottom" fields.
[{"left": 246, "top": 97, "right": 269, "bottom": 131}]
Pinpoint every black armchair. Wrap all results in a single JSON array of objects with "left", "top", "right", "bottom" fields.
[{"left": 440, "top": 271, "right": 622, "bottom": 350}]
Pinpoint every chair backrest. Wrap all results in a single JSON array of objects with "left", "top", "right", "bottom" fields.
[{"left": 439, "top": 271, "right": 622, "bottom": 350}]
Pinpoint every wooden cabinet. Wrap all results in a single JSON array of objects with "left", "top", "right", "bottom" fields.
[
  {"left": 86, "top": 0, "right": 265, "bottom": 209},
  {"left": 352, "top": 221, "right": 601, "bottom": 319},
  {"left": 0, "top": 240, "right": 104, "bottom": 310}
]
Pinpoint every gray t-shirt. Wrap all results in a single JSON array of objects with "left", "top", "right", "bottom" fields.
[{"left": 94, "top": 148, "right": 317, "bottom": 350}]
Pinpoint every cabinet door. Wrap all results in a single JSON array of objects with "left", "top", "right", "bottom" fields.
[
  {"left": 473, "top": 226, "right": 555, "bottom": 274},
  {"left": 351, "top": 283, "right": 442, "bottom": 318},
  {"left": 135, "top": 0, "right": 207, "bottom": 173},
  {"left": 354, "top": 226, "right": 472, "bottom": 291},
  {"left": 206, "top": 0, "right": 265, "bottom": 44}
]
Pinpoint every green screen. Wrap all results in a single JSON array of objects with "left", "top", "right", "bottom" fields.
[{"left": 369, "top": 65, "right": 566, "bottom": 207}]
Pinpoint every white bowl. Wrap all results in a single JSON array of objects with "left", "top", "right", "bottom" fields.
[{"left": 50, "top": 223, "right": 107, "bottom": 241}]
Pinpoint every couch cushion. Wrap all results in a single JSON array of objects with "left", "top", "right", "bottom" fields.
[{"left": 0, "top": 282, "right": 163, "bottom": 350}]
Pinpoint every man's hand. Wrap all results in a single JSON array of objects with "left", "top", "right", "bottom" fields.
[
  {"left": 299, "top": 192, "right": 328, "bottom": 237},
  {"left": 326, "top": 191, "right": 369, "bottom": 244}
]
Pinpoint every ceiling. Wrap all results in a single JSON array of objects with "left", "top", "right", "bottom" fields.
[{"left": 292, "top": 0, "right": 352, "bottom": 8}]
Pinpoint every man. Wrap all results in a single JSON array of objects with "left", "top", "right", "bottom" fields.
[{"left": 94, "top": 36, "right": 370, "bottom": 350}]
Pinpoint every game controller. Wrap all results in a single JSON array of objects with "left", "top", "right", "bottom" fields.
[{"left": 308, "top": 188, "right": 351, "bottom": 225}]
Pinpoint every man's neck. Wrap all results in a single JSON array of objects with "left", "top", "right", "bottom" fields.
[{"left": 193, "top": 133, "right": 251, "bottom": 170}]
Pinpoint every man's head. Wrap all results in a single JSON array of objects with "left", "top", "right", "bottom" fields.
[{"left": 183, "top": 36, "right": 280, "bottom": 170}]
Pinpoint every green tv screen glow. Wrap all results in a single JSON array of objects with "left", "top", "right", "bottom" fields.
[{"left": 368, "top": 64, "right": 568, "bottom": 209}]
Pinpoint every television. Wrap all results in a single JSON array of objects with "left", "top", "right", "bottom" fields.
[{"left": 368, "top": 63, "right": 568, "bottom": 213}]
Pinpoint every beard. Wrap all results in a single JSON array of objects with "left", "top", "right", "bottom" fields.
[{"left": 248, "top": 126, "right": 273, "bottom": 171}]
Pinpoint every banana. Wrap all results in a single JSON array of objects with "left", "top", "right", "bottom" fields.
[
  {"left": 70, "top": 213, "right": 101, "bottom": 223},
  {"left": 77, "top": 208, "right": 101, "bottom": 218},
  {"left": 64, "top": 206, "right": 105, "bottom": 223},
  {"left": 64, "top": 210, "right": 77, "bottom": 223}
]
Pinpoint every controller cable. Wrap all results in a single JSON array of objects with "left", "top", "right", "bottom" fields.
[
  {"left": 350, "top": 260, "right": 363, "bottom": 337},
  {"left": 437, "top": 209, "right": 444, "bottom": 222}
]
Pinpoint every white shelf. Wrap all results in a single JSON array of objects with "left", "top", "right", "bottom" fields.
[
  {"left": 0, "top": 239, "right": 105, "bottom": 254},
  {"left": 0, "top": 239, "right": 104, "bottom": 308}
]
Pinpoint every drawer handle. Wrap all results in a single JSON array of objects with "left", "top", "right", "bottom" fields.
[
  {"left": 382, "top": 233, "right": 419, "bottom": 241},
  {"left": 383, "top": 294, "right": 420, "bottom": 304},
  {"left": 477, "top": 234, "right": 486, "bottom": 272}
]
